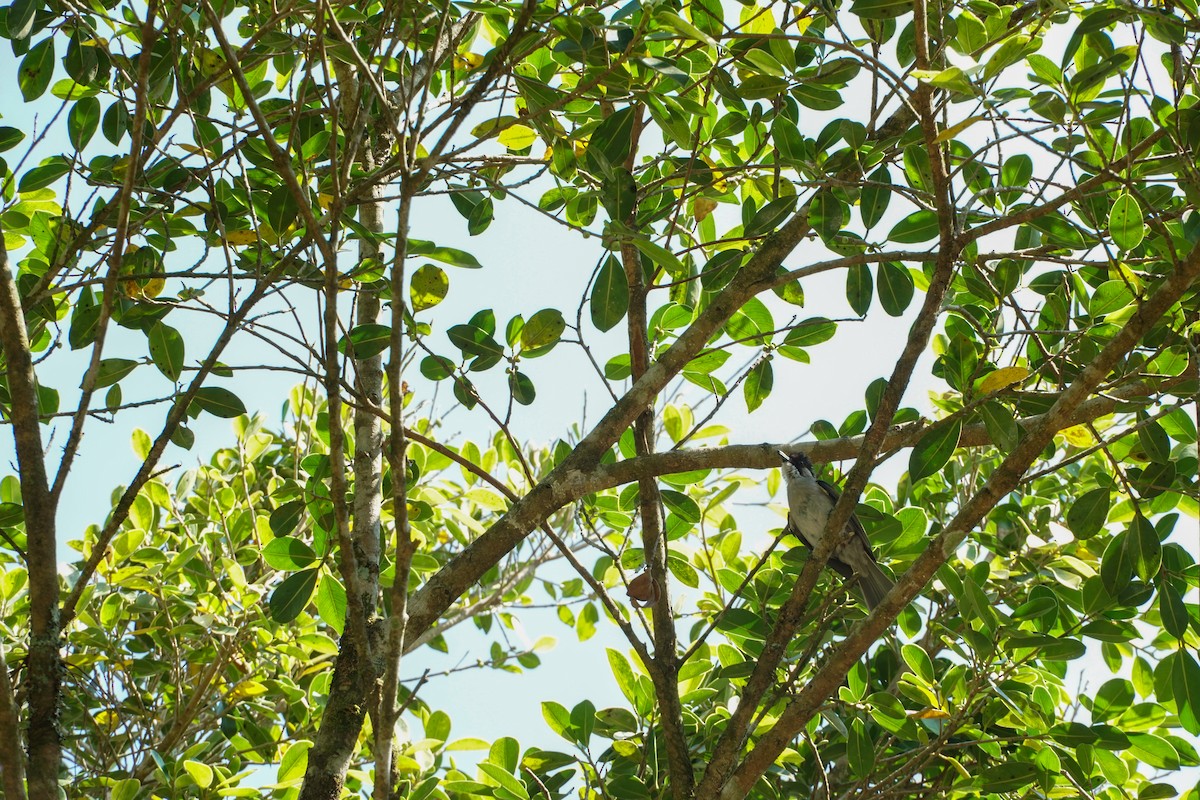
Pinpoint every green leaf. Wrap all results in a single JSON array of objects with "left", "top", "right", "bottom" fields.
[
  {"left": 1161, "top": 583, "right": 1189, "bottom": 638},
  {"left": 426, "top": 710, "right": 451, "bottom": 743},
  {"left": 1124, "top": 514, "right": 1161, "bottom": 582},
  {"left": 1137, "top": 418, "right": 1171, "bottom": 463},
  {"left": 1100, "top": 531, "right": 1133, "bottom": 595},
  {"left": 1129, "top": 733, "right": 1179, "bottom": 770},
  {"left": 743, "top": 359, "right": 773, "bottom": 412},
  {"left": 606, "top": 648, "right": 639, "bottom": 708},
  {"left": 591, "top": 255, "right": 629, "bottom": 332},
  {"left": 586, "top": 106, "right": 636, "bottom": 173},
  {"left": 408, "top": 240, "right": 483, "bottom": 269},
  {"left": 662, "top": 490, "right": 700, "bottom": 523},
  {"left": 192, "top": 386, "right": 247, "bottom": 418},
  {"left": 341, "top": 323, "right": 391, "bottom": 358},
  {"left": 478, "top": 763, "right": 529, "bottom": 800},
  {"left": 901, "top": 644, "right": 935, "bottom": 683},
  {"left": 1173, "top": 649, "right": 1200, "bottom": 735},
  {"left": 315, "top": 574, "right": 347, "bottom": 633},
  {"left": 410, "top": 264, "right": 449, "bottom": 312},
  {"left": 146, "top": 322, "right": 185, "bottom": 382},
  {"left": 877, "top": 262, "right": 914, "bottom": 316},
  {"left": 576, "top": 601, "right": 598, "bottom": 641},
  {"left": 860, "top": 166, "right": 891, "bottom": 229},
  {"left": 266, "top": 185, "right": 300, "bottom": 235},
  {"left": 632, "top": 238, "right": 686, "bottom": 277},
  {"left": 263, "top": 535, "right": 317, "bottom": 569},
  {"left": 542, "top": 701, "right": 574, "bottom": 741},
  {"left": 1066, "top": 488, "right": 1109, "bottom": 539},
  {"left": 909, "top": 419, "right": 961, "bottom": 482},
  {"left": 570, "top": 699, "right": 595, "bottom": 742},
  {"left": 667, "top": 554, "right": 699, "bottom": 587},
  {"left": 784, "top": 318, "right": 837, "bottom": 347},
  {"left": 6, "top": 0, "right": 36, "bottom": 40},
  {"left": 1092, "top": 678, "right": 1133, "bottom": 722},
  {"left": 111, "top": 779, "right": 141, "bottom": 800},
  {"left": 888, "top": 210, "right": 940, "bottom": 243},
  {"left": 509, "top": 370, "right": 536, "bottom": 405},
  {"left": 850, "top": 0, "right": 910, "bottom": 19},
  {"left": 846, "top": 264, "right": 872, "bottom": 316},
  {"left": 91, "top": 358, "right": 139, "bottom": 389},
  {"left": 745, "top": 196, "right": 798, "bottom": 238},
  {"left": 183, "top": 760, "right": 213, "bottom": 789},
  {"left": 1109, "top": 193, "right": 1145, "bottom": 250},
  {"left": 979, "top": 401, "right": 1019, "bottom": 452},
  {"left": 847, "top": 718, "right": 874, "bottom": 777},
  {"left": 420, "top": 355, "right": 455, "bottom": 381},
  {"left": 276, "top": 740, "right": 312, "bottom": 783},
  {"left": 521, "top": 309, "right": 565, "bottom": 351},
  {"left": 0, "top": 127, "right": 26, "bottom": 153},
  {"left": 19, "top": 160, "right": 71, "bottom": 192},
  {"left": 19, "top": 38, "right": 55, "bottom": 102},
  {"left": 269, "top": 568, "right": 319, "bottom": 622},
  {"left": 772, "top": 117, "right": 805, "bottom": 165},
  {"left": 68, "top": 96, "right": 101, "bottom": 150},
  {"left": 300, "top": 130, "right": 330, "bottom": 161}
]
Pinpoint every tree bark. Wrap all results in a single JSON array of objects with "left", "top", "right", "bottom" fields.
[{"left": 0, "top": 227, "right": 60, "bottom": 799}]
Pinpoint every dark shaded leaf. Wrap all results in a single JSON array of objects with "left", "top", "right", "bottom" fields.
[
  {"left": 192, "top": 386, "right": 247, "bottom": 418},
  {"left": 269, "top": 568, "right": 319, "bottom": 622},
  {"left": 509, "top": 370, "right": 536, "bottom": 405},
  {"left": 341, "top": 323, "right": 391, "bottom": 359},
  {"left": 909, "top": 419, "right": 961, "bottom": 482},
  {"left": 1066, "top": 488, "right": 1109, "bottom": 539},
  {"left": 146, "top": 322, "right": 184, "bottom": 382},
  {"left": 877, "top": 262, "right": 914, "bottom": 316},
  {"left": 19, "top": 38, "right": 54, "bottom": 101},
  {"left": 846, "top": 264, "right": 872, "bottom": 316}
]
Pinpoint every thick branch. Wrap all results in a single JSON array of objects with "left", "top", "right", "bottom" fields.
[{"left": 0, "top": 227, "right": 50, "bottom": 798}]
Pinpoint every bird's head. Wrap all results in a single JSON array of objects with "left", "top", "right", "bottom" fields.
[{"left": 779, "top": 450, "right": 815, "bottom": 480}]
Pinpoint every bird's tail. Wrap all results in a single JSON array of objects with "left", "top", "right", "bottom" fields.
[{"left": 857, "top": 560, "right": 895, "bottom": 610}]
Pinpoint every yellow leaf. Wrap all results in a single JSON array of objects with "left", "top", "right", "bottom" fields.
[
  {"left": 178, "top": 143, "right": 212, "bottom": 157},
  {"left": 194, "top": 48, "right": 225, "bottom": 77},
  {"left": 225, "top": 229, "right": 261, "bottom": 246},
  {"left": 693, "top": 196, "right": 717, "bottom": 222},
  {"left": 911, "top": 707, "right": 951, "bottom": 720},
  {"left": 497, "top": 124, "right": 537, "bottom": 150},
  {"left": 230, "top": 679, "right": 268, "bottom": 699},
  {"left": 453, "top": 52, "right": 483, "bottom": 69},
  {"left": 1061, "top": 426, "right": 1093, "bottom": 447},
  {"left": 739, "top": 4, "right": 775, "bottom": 35},
  {"left": 141, "top": 277, "right": 165, "bottom": 298},
  {"left": 934, "top": 114, "right": 985, "bottom": 143},
  {"left": 979, "top": 366, "right": 1030, "bottom": 395}
]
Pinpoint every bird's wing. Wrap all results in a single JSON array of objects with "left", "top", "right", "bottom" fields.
[{"left": 816, "top": 478, "right": 879, "bottom": 562}]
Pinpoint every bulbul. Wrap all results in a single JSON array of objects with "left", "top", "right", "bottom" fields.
[{"left": 779, "top": 451, "right": 895, "bottom": 609}]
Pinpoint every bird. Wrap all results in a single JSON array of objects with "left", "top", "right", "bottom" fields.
[{"left": 779, "top": 450, "right": 895, "bottom": 610}]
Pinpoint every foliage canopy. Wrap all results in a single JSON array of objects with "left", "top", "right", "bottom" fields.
[{"left": 1, "top": 0, "right": 1200, "bottom": 796}]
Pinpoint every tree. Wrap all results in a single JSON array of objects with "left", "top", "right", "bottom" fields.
[{"left": 1, "top": 0, "right": 1199, "bottom": 795}]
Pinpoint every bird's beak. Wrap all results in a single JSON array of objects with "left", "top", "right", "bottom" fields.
[{"left": 778, "top": 450, "right": 790, "bottom": 463}]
